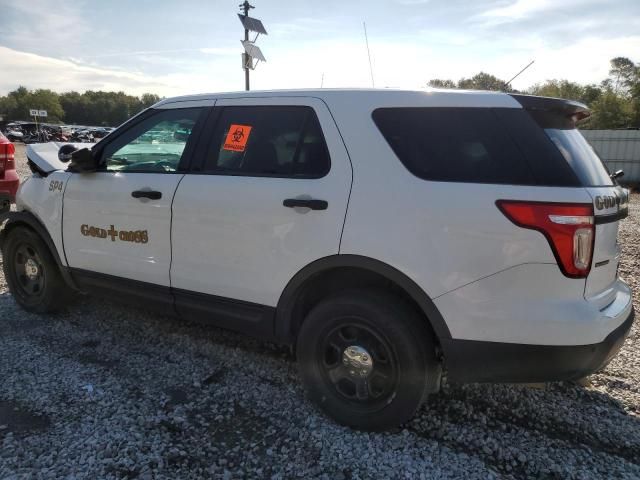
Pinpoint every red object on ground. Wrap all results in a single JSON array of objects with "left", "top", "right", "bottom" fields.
[{"left": 0, "top": 133, "right": 20, "bottom": 202}]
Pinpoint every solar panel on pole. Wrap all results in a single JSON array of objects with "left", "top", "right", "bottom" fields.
[
  {"left": 242, "top": 40, "right": 266, "bottom": 63},
  {"left": 237, "top": 14, "right": 268, "bottom": 35}
]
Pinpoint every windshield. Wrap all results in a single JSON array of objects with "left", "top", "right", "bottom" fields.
[{"left": 544, "top": 128, "right": 613, "bottom": 187}]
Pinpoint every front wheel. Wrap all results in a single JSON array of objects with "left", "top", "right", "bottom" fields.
[
  {"left": 2, "top": 226, "right": 71, "bottom": 313},
  {"left": 297, "top": 290, "right": 438, "bottom": 431}
]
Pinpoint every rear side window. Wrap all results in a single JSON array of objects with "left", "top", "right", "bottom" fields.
[
  {"left": 203, "top": 106, "right": 330, "bottom": 178},
  {"left": 372, "top": 108, "right": 536, "bottom": 185}
]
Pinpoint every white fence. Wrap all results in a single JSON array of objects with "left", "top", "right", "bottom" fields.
[{"left": 581, "top": 130, "right": 640, "bottom": 184}]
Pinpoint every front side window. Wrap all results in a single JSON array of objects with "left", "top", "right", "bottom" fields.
[
  {"left": 102, "top": 108, "right": 202, "bottom": 173},
  {"left": 203, "top": 106, "right": 330, "bottom": 178}
]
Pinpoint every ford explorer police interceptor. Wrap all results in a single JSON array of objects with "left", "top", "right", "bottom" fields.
[{"left": 0, "top": 89, "right": 634, "bottom": 431}]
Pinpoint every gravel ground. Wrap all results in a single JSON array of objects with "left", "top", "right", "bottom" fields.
[{"left": 0, "top": 144, "right": 639, "bottom": 479}]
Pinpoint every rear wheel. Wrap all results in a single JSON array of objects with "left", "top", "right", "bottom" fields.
[
  {"left": 2, "top": 226, "right": 71, "bottom": 313},
  {"left": 297, "top": 289, "right": 438, "bottom": 431}
]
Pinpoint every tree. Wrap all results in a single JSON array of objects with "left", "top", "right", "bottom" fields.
[
  {"left": 589, "top": 87, "right": 632, "bottom": 129},
  {"left": 56, "top": 90, "right": 164, "bottom": 126},
  {"left": 3, "top": 87, "right": 64, "bottom": 122},
  {"left": 427, "top": 79, "right": 456, "bottom": 89},
  {"left": 457, "top": 72, "right": 507, "bottom": 91},
  {"left": 140, "top": 93, "right": 161, "bottom": 108},
  {"left": 529, "top": 79, "right": 587, "bottom": 103},
  {"left": 427, "top": 72, "right": 508, "bottom": 91},
  {"left": 582, "top": 84, "right": 603, "bottom": 105},
  {"left": 609, "top": 57, "right": 637, "bottom": 94},
  {"left": 427, "top": 72, "right": 507, "bottom": 92}
]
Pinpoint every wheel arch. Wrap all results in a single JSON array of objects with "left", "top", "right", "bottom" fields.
[
  {"left": 0, "top": 211, "right": 79, "bottom": 291},
  {"left": 275, "top": 254, "right": 452, "bottom": 346}
]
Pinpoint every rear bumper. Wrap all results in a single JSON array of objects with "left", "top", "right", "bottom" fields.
[
  {"left": 0, "top": 169, "right": 20, "bottom": 202},
  {"left": 443, "top": 306, "right": 634, "bottom": 383}
]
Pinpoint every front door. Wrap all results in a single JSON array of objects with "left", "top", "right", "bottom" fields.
[{"left": 62, "top": 106, "right": 205, "bottom": 287}]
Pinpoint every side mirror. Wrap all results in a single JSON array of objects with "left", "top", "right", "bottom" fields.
[
  {"left": 68, "top": 148, "right": 99, "bottom": 173},
  {"left": 58, "top": 144, "right": 78, "bottom": 163}
]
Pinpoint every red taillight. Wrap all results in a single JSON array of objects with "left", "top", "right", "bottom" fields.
[
  {"left": 497, "top": 200, "right": 595, "bottom": 278},
  {"left": 0, "top": 141, "right": 15, "bottom": 175}
]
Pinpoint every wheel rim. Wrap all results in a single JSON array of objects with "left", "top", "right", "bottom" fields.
[
  {"left": 13, "top": 243, "right": 46, "bottom": 299},
  {"left": 320, "top": 320, "right": 399, "bottom": 410}
]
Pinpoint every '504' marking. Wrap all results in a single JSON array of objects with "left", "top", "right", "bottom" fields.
[{"left": 49, "top": 180, "right": 64, "bottom": 193}]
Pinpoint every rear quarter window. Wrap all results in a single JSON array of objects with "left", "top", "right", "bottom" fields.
[
  {"left": 372, "top": 108, "right": 538, "bottom": 185},
  {"left": 372, "top": 107, "right": 585, "bottom": 187}
]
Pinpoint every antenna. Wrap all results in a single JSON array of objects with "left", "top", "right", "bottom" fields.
[
  {"left": 363, "top": 22, "right": 375, "bottom": 88},
  {"left": 320, "top": 72, "right": 325, "bottom": 88},
  {"left": 506, "top": 60, "right": 535, "bottom": 90}
]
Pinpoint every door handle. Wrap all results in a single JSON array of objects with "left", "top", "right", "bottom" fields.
[
  {"left": 132, "top": 190, "right": 162, "bottom": 200},
  {"left": 283, "top": 198, "right": 328, "bottom": 210}
]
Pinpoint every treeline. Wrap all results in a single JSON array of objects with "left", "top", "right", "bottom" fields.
[
  {"left": 2, "top": 56, "right": 638, "bottom": 129},
  {"left": 0, "top": 87, "right": 161, "bottom": 127},
  {"left": 429, "top": 57, "right": 639, "bottom": 129}
]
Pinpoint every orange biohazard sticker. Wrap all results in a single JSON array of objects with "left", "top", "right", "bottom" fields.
[{"left": 223, "top": 124, "right": 252, "bottom": 152}]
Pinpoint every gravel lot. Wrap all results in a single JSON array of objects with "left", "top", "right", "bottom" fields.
[{"left": 1, "top": 144, "right": 639, "bottom": 479}]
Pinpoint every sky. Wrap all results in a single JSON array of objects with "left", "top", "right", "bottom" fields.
[{"left": 0, "top": 0, "right": 638, "bottom": 97}]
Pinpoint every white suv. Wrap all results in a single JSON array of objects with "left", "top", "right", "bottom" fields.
[{"left": 0, "top": 89, "right": 634, "bottom": 431}]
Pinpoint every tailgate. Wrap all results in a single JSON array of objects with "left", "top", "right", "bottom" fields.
[{"left": 584, "top": 185, "right": 629, "bottom": 305}]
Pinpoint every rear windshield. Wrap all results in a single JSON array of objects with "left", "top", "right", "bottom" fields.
[{"left": 372, "top": 107, "right": 611, "bottom": 187}]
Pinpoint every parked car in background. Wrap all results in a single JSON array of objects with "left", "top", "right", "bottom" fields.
[
  {"left": 5, "top": 128, "right": 24, "bottom": 143},
  {"left": 0, "top": 132, "right": 19, "bottom": 212}
]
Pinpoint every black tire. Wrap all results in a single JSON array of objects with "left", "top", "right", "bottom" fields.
[
  {"left": 297, "top": 289, "right": 438, "bottom": 431},
  {"left": 2, "top": 226, "right": 71, "bottom": 313}
]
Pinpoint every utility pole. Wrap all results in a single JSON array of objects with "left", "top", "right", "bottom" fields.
[
  {"left": 240, "top": 1, "right": 253, "bottom": 91},
  {"left": 238, "top": 1, "right": 267, "bottom": 92}
]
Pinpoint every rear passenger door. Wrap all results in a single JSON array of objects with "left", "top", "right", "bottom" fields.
[{"left": 170, "top": 97, "right": 352, "bottom": 318}]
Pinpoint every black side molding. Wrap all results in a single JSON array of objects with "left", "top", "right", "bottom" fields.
[
  {"left": 276, "top": 254, "right": 452, "bottom": 343},
  {"left": 442, "top": 307, "right": 634, "bottom": 383},
  {"left": 69, "top": 269, "right": 277, "bottom": 342},
  {"left": 71, "top": 268, "right": 175, "bottom": 314},
  {"left": 595, "top": 208, "right": 629, "bottom": 225},
  {"left": 174, "top": 288, "right": 276, "bottom": 340}
]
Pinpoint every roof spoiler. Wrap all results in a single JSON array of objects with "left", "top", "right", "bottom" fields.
[{"left": 509, "top": 94, "right": 591, "bottom": 122}]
